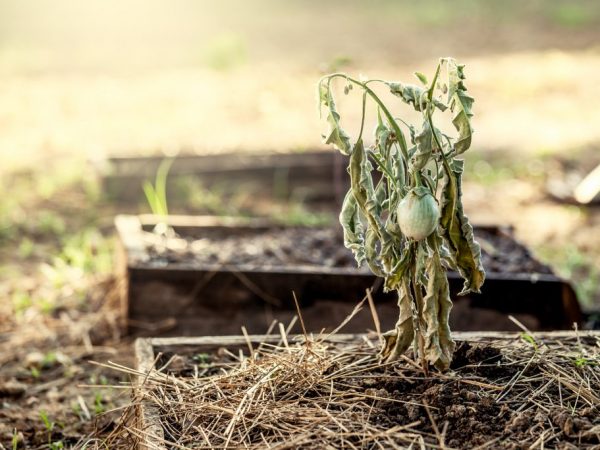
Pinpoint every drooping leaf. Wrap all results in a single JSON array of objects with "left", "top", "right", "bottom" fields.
[
  {"left": 381, "top": 280, "right": 415, "bottom": 362},
  {"left": 318, "top": 81, "right": 352, "bottom": 155},
  {"left": 443, "top": 58, "right": 474, "bottom": 155},
  {"left": 440, "top": 159, "right": 485, "bottom": 294},
  {"left": 384, "top": 241, "right": 412, "bottom": 292},
  {"left": 338, "top": 191, "right": 365, "bottom": 266},
  {"left": 388, "top": 82, "right": 447, "bottom": 113},
  {"left": 421, "top": 248, "right": 455, "bottom": 370},
  {"left": 324, "top": 109, "right": 352, "bottom": 155},
  {"left": 374, "top": 111, "right": 393, "bottom": 160},
  {"left": 388, "top": 82, "right": 427, "bottom": 111},
  {"left": 374, "top": 179, "right": 387, "bottom": 210},
  {"left": 364, "top": 227, "right": 383, "bottom": 276},
  {"left": 410, "top": 120, "right": 436, "bottom": 171},
  {"left": 451, "top": 90, "right": 474, "bottom": 155},
  {"left": 347, "top": 140, "right": 390, "bottom": 275}
]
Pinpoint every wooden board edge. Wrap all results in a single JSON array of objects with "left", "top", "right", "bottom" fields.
[
  {"left": 145, "top": 330, "right": 600, "bottom": 350},
  {"left": 114, "top": 215, "right": 149, "bottom": 263},
  {"left": 134, "top": 338, "right": 168, "bottom": 450},
  {"left": 136, "top": 214, "right": 275, "bottom": 230},
  {"left": 100, "top": 149, "right": 334, "bottom": 175}
]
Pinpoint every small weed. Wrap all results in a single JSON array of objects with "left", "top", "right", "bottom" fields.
[
  {"left": 94, "top": 392, "right": 105, "bottom": 415},
  {"left": 40, "top": 410, "right": 54, "bottom": 433},
  {"left": 573, "top": 356, "right": 598, "bottom": 368},
  {"left": 40, "top": 410, "right": 64, "bottom": 449},
  {"left": 12, "top": 429, "right": 19, "bottom": 450},
  {"left": 520, "top": 332, "right": 538, "bottom": 351},
  {"left": 192, "top": 353, "right": 211, "bottom": 364},
  {"left": 18, "top": 237, "right": 35, "bottom": 258},
  {"left": 11, "top": 290, "right": 33, "bottom": 317},
  {"left": 70, "top": 400, "right": 82, "bottom": 417},
  {"left": 41, "top": 351, "right": 57, "bottom": 367}
]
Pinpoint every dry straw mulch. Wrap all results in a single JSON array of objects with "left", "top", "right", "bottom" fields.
[{"left": 100, "top": 325, "right": 600, "bottom": 450}]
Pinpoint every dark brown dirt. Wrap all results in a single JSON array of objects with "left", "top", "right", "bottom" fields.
[
  {"left": 145, "top": 226, "right": 553, "bottom": 275},
  {"left": 366, "top": 342, "right": 599, "bottom": 449},
  {"left": 146, "top": 338, "right": 600, "bottom": 449}
]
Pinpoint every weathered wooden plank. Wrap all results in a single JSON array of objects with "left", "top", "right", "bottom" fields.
[
  {"left": 94, "top": 150, "right": 348, "bottom": 206},
  {"left": 140, "top": 330, "right": 600, "bottom": 354},
  {"left": 134, "top": 338, "right": 167, "bottom": 450}
]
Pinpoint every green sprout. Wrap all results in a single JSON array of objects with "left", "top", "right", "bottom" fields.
[
  {"left": 39, "top": 410, "right": 54, "bottom": 432},
  {"left": 12, "top": 429, "right": 19, "bottom": 450},
  {"left": 318, "top": 58, "right": 485, "bottom": 371},
  {"left": 39, "top": 410, "right": 64, "bottom": 449},
  {"left": 143, "top": 158, "right": 174, "bottom": 218},
  {"left": 520, "top": 332, "right": 538, "bottom": 351}
]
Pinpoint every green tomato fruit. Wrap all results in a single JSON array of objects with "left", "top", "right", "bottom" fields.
[{"left": 397, "top": 187, "right": 440, "bottom": 241}]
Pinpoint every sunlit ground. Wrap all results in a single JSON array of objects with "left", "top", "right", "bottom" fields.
[
  {"left": 1, "top": 1, "right": 600, "bottom": 166},
  {"left": 0, "top": 0, "right": 599, "bottom": 446},
  {"left": 1, "top": 0, "right": 598, "bottom": 294}
]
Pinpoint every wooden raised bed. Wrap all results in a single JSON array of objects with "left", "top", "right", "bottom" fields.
[
  {"left": 133, "top": 332, "right": 600, "bottom": 449},
  {"left": 116, "top": 215, "right": 582, "bottom": 336},
  {"left": 94, "top": 150, "right": 348, "bottom": 209}
]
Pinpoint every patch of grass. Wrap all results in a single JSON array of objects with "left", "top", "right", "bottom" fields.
[
  {"left": 547, "top": 3, "right": 596, "bottom": 27},
  {"left": 34, "top": 210, "right": 67, "bottom": 238},
  {"left": 409, "top": 1, "right": 458, "bottom": 26},
  {"left": 537, "top": 244, "right": 600, "bottom": 309},
  {"left": 271, "top": 201, "right": 334, "bottom": 227},
  {"left": 322, "top": 54, "right": 354, "bottom": 73},
  {"left": 11, "top": 290, "right": 34, "bottom": 318},
  {"left": 174, "top": 177, "right": 246, "bottom": 216},
  {"left": 18, "top": 237, "right": 36, "bottom": 259},
  {"left": 202, "top": 32, "right": 247, "bottom": 72},
  {"left": 463, "top": 153, "right": 547, "bottom": 186},
  {"left": 34, "top": 158, "right": 98, "bottom": 200},
  {"left": 11, "top": 289, "right": 58, "bottom": 318},
  {"left": 58, "top": 229, "right": 113, "bottom": 276}
]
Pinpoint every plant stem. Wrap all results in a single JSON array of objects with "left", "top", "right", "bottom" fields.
[
  {"left": 410, "top": 247, "right": 428, "bottom": 376},
  {"left": 321, "top": 74, "right": 409, "bottom": 162},
  {"left": 357, "top": 91, "right": 367, "bottom": 140}
]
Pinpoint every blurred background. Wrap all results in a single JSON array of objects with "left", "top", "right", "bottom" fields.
[{"left": 0, "top": 0, "right": 599, "bottom": 445}]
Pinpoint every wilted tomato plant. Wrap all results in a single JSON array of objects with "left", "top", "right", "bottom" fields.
[{"left": 318, "top": 58, "right": 485, "bottom": 371}]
